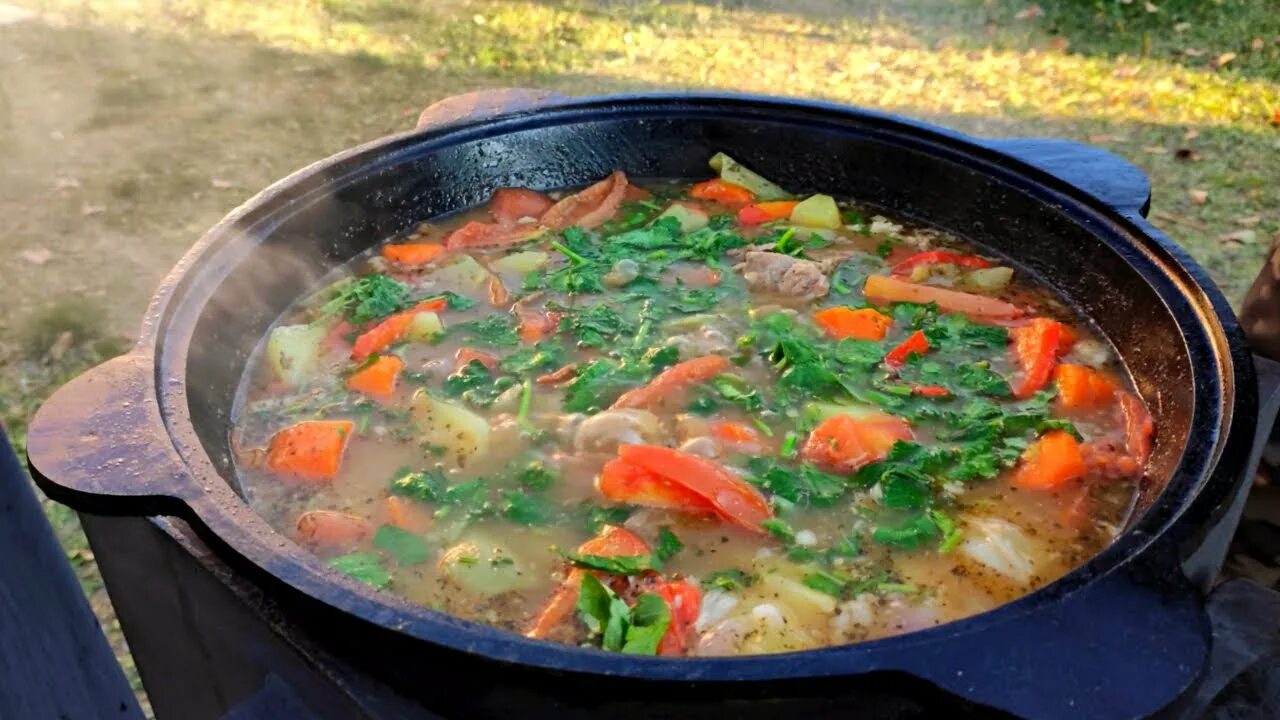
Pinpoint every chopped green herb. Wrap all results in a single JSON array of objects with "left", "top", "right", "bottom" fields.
[
  {"left": 372, "top": 525, "right": 430, "bottom": 566},
  {"left": 454, "top": 315, "right": 520, "bottom": 347},
  {"left": 701, "top": 569, "right": 756, "bottom": 592},
  {"left": 389, "top": 467, "right": 447, "bottom": 503},
  {"left": 655, "top": 526, "right": 684, "bottom": 564},
  {"left": 561, "top": 551, "right": 658, "bottom": 575},
  {"left": 584, "top": 505, "right": 633, "bottom": 534},
  {"left": 329, "top": 552, "right": 391, "bottom": 588},
  {"left": 320, "top": 273, "right": 410, "bottom": 324},
  {"left": 502, "top": 490, "right": 554, "bottom": 526}
]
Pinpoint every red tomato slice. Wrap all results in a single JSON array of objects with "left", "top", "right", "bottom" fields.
[
  {"left": 490, "top": 187, "right": 553, "bottom": 224},
  {"left": 615, "top": 445, "right": 773, "bottom": 533}
]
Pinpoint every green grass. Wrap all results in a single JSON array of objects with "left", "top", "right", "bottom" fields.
[{"left": 0, "top": 0, "right": 1276, "bottom": 713}]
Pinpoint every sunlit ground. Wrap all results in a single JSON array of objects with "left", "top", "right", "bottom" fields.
[{"left": 1, "top": 0, "right": 1276, "bottom": 711}]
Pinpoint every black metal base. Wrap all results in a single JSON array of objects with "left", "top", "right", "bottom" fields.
[
  {"left": 82, "top": 515, "right": 1010, "bottom": 720},
  {"left": 79, "top": 514, "right": 438, "bottom": 720}
]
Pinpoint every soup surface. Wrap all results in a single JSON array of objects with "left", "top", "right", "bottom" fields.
[{"left": 233, "top": 154, "right": 1153, "bottom": 657}]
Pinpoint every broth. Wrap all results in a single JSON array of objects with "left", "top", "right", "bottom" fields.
[{"left": 232, "top": 157, "right": 1150, "bottom": 656}]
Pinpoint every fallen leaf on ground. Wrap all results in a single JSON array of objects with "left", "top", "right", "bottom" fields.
[
  {"left": 1187, "top": 189, "right": 1208, "bottom": 205},
  {"left": 1174, "top": 148, "right": 1201, "bottom": 161},
  {"left": 1183, "top": 128, "right": 1199, "bottom": 140},
  {"left": 1152, "top": 210, "right": 1210, "bottom": 231},
  {"left": 1174, "top": 22, "right": 1191, "bottom": 33},
  {"left": 1253, "top": 37, "right": 1267, "bottom": 51},
  {"left": 1235, "top": 215, "right": 1262, "bottom": 227},
  {"left": 1218, "top": 229, "right": 1258, "bottom": 245},
  {"left": 1184, "top": 48, "right": 1206, "bottom": 58},
  {"left": 1088, "top": 134, "right": 1124, "bottom": 143},
  {"left": 20, "top": 247, "right": 52, "bottom": 265},
  {"left": 1144, "top": 1, "right": 1159, "bottom": 12},
  {"left": 1142, "top": 145, "right": 1165, "bottom": 154},
  {"left": 1015, "top": 5, "right": 1042, "bottom": 20},
  {"left": 46, "top": 331, "right": 74, "bottom": 363},
  {"left": 1215, "top": 52, "right": 1237, "bottom": 68}
]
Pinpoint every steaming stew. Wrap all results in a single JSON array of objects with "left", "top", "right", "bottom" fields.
[{"left": 233, "top": 154, "right": 1153, "bottom": 656}]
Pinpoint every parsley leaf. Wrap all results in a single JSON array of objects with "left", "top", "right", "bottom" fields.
[
  {"left": 561, "top": 551, "right": 658, "bottom": 575},
  {"left": 499, "top": 341, "right": 565, "bottom": 376},
  {"left": 655, "top": 526, "right": 684, "bottom": 563},
  {"left": 454, "top": 315, "right": 520, "bottom": 347},
  {"left": 372, "top": 525, "right": 430, "bottom": 566},
  {"left": 701, "top": 569, "right": 756, "bottom": 592},
  {"left": 575, "top": 575, "right": 671, "bottom": 655},
  {"left": 320, "top": 273, "right": 410, "bottom": 324},
  {"left": 622, "top": 594, "right": 672, "bottom": 655},
  {"left": 563, "top": 304, "right": 635, "bottom": 349},
  {"left": 443, "top": 360, "right": 518, "bottom": 407},
  {"left": 389, "top": 467, "right": 447, "bottom": 503},
  {"left": 583, "top": 504, "right": 633, "bottom": 534},
  {"left": 502, "top": 490, "right": 554, "bottom": 526},
  {"left": 745, "top": 457, "right": 849, "bottom": 507},
  {"left": 872, "top": 512, "right": 940, "bottom": 549},
  {"left": 329, "top": 552, "right": 392, "bottom": 588}
]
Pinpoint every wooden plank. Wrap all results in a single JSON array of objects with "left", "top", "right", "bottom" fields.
[{"left": 0, "top": 431, "right": 142, "bottom": 720}]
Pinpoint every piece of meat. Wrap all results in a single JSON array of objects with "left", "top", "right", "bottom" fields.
[
  {"left": 738, "top": 251, "right": 829, "bottom": 300},
  {"left": 1082, "top": 440, "right": 1141, "bottom": 481}
]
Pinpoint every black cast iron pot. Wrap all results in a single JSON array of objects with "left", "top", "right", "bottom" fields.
[{"left": 26, "top": 91, "right": 1280, "bottom": 719}]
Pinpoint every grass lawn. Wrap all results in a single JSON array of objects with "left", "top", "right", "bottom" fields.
[{"left": 0, "top": 0, "right": 1276, "bottom": 711}]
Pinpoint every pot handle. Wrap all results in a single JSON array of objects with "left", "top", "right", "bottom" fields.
[
  {"left": 980, "top": 137, "right": 1152, "bottom": 217},
  {"left": 25, "top": 353, "right": 198, "bottom": 517},
  {"left": 415, "top": 88, "right": 570, "bottom": 131}
]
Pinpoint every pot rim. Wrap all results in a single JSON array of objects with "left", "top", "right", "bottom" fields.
[{"left": 133, "top": 93, "right": 1250, "bottom": 680}]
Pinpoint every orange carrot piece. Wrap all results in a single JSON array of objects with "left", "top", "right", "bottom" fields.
[
  {"left": 295, "top": 510, "right": 371, "bottom": 548},
  {"left": 454, "top": 347, "right": 499, "bottom": 370},
  {"left": 488, "top": 275, "right": 509, "bottom": 306},
  {"left": 863, "top": 274, "right": 1024, "bottom": 320},
  {"left": 345, "top": 355, "right": 404, "bottom": 401},
  {"left": 381, "top": 243, "right": 445, "bottom": 266},
  {"left": 755, "top": 200, "right": 799, "bottom": 219},
  {"left": 813, "top": 307, "right": 893, "bottom": 341},
  {"left": 267, "top": 420, "right": 355, "bottom": 481},
  {"left": 689, "top": 178, "right": 754, "bottom": 205},
  {"left": 884, "top": 330, "right": 931, "bottom": 369},
  {"left": 596, "top": 458, "right": 718, "bottom": 513},
  {"left": 525, "top": 526, "right": 650, "bottom": 639},
  {"left": 516, "top": 306, "right": 562, "bottom": 343},
  {"left": 616, "top": 445, "right": 773, "bottom": 533},
  {"left": 385, "top": 496, "right": 432, "bottom": 533},
  {"left": 911, "top": 384, "right": 951, "bottom": 398},
  {"left": 611, "top": 355, "right": 730, "bottom": 410},
  {"left": 351, "top": 312, "right": 414, "bottom": 362},
  {"left": 416, "top": 297, "right": 448, "bottom": 313},
  {"left": 1010, "top": 318, "right": 1064, "bottom": 399},
  {"left": 1054, "top": 364, "right": 1117, "bottom": 409},
  {"left": 801, "top": 413, "right": 913, "bottom": 474},
  {"left": 350, "top": 300, "right": 442, "bottom": 361},
  {"left": 1119, "top": 392, "right": 1154, "bottom": 467},
  {"left": 536, "top": 364, "right": 578, "bottom": 385},
  {"left": 711, "top": 421, "right": 764, "bottom": 446},
  {"left": 490, "top": 187, "right": 553, "bottom": 224},
  {"left": 1011, "top": 430, "right": 1087, "bottom": 491}
]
